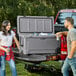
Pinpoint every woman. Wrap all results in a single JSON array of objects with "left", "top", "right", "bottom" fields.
[
  {"left": 0, "top": 20, "right": 19, "bottom": 76},
  {"left": 0, "top": 57, "right": 1, "bottom": 76}
]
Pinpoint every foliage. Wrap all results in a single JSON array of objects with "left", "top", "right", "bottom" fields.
[{"left": 0, "top": 0, "right": 76, "bottom": 27}]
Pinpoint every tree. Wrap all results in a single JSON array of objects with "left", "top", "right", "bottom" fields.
[{"left": 0, "top": 0, "right": 76, "bottom": 27}]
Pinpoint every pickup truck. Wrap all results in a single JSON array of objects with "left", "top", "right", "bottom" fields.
[{"left": 54, "top": 9, "right": 76, "bottom": 60}]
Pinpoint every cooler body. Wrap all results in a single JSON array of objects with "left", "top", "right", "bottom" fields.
[{"left": 19, "top": 35, "right": 60, "bottom": 55}]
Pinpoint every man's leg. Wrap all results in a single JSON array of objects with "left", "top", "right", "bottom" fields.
[
  {"left": 61, "top": 58, "right": 70, "bottom": 76},
  {"left": 69, "top": 57, "right": 76, "bottom": 76}
]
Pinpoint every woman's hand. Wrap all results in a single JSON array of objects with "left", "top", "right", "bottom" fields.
[
  {"left": 0, "top": 46, "right": 10, "bottom": 55},
  {"left": 5, "top": 49, "right": 10, "bottom": 55}
]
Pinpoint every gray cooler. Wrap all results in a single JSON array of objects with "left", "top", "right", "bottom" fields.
[{"left": 17, "top": 16, "right": 60, "bottom": 62}]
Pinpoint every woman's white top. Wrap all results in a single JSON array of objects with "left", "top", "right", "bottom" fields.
[{"left": 0, "top": 31, "right": 15, "bottom": 47}]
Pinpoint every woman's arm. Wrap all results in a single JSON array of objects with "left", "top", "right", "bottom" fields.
[
  {"left": 0, "top": 46, "right": 9, "bottom": 54},
  {"left": 13, "top": 36, "right": 20, "bottom": 50}
]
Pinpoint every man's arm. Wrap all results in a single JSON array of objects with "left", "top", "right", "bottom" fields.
[
  {"left": 62, "top": 31, "right": 68, "bottom": 36},
  {"left": 56, "top": 31, "right": 68, "bottom": 37},
  {"left": 68, "top": 41, "right": 76, "bottom": 59}
]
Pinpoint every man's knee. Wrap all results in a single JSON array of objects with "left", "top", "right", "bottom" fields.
[
  {"left": 61, "top": 66, "right": 65, "bottom": 73},
  {"left": 61, "top": 66, "right": 68, "bottom": 73}
]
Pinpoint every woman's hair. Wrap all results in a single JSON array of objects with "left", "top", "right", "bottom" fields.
[{"left": 1, "top": 20, "right": 11, "bottom": 35}]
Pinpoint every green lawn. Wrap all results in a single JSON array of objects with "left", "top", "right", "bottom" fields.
[{"left": 6, "top": 60, "right": 62, "bottom": 76}]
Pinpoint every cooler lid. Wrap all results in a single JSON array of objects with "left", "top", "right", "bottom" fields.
[{"left": 17, "top": 16, "right": 54, "bottom": 34}]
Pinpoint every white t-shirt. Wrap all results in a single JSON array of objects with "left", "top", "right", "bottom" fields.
[{"left": 0, "top": 31, "right": 15, "bottom": 47}]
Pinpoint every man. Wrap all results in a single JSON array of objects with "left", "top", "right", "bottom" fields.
[{"left": 56, "top": 17, "right": 76, "bottom": 76}]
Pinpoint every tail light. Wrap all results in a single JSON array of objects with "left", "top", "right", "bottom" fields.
[{"left": 60, "top": 35, "right": 67, "bottom": 60}]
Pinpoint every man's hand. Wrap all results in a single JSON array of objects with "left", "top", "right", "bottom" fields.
[
  {"left": 55, "top": 32, "right": 63, "bottom": 37},
  {"left": 68, "top": 55, "right": 72, "bottom": 59}
]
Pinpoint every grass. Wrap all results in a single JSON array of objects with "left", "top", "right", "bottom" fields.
[{"left": 6, "top": 59, "right": 62, "bottom": 76}]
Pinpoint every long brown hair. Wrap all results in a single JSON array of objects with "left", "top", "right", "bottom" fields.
[{"left": 1, "top": 20, "right": 11, "bottom": 36}]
